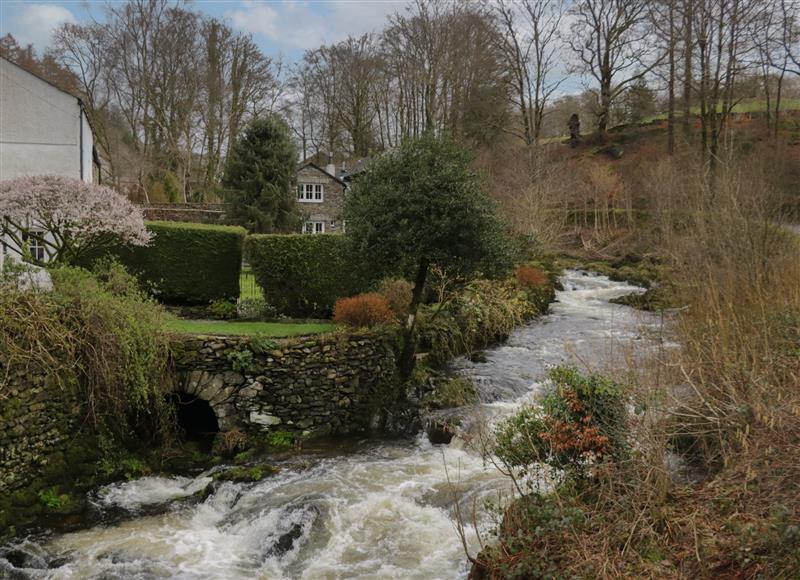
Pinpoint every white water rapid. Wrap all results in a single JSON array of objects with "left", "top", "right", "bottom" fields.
[{"left": 1, "top": 271, "right": 665, "bottom": 580}]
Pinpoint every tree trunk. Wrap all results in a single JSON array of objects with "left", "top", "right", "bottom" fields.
[
  {"left": 682, "top": 0, "right": 694, "bottom": 137},
  {"left": 399, "top": 259, "right": 430, "bottom": 378},
  {"left": 668, "top": 0, "right": 677, "bottom": 155},
  {"left": 598, "top": 79, "right": 611, "bottom": 138}
]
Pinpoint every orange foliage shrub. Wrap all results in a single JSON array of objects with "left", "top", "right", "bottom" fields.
[
  {"left": 515, "top": 265, "right": 549, "bottom": 289},
  {"left": 333, "top": 293, "right": 394, "bottom": 328}
]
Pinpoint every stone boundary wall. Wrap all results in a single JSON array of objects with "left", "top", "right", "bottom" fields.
[
  {"left": 171, "top": 330, "right": 399, "bottom": 436},
  {"left": 0, "top": 371, "right": 81, "bottom": 495},
  {"left": 138, "top": 203, "right": 229, "bottom": 224}
]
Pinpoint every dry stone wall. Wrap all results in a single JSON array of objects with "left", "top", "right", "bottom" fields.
[
  {"left": 171, "top": 330, "right": 399, "bottom": 436},
  {"left": 0, "top": 371, "right": 81, "bottom": 495}
]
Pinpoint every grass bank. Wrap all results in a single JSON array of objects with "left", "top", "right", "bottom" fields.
[{"left": 164, "top": 319, "right": 337, "bottom": 337}]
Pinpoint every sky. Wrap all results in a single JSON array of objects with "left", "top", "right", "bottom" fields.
[{"left": 0, "top": 0, "right": 407, "bottom": 62}]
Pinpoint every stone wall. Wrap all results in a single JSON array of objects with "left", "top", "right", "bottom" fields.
[
  {"left": 0, "top": 371, "right": 81, "bottom": 495},
  {"left": 171, "top": 330, "right": 399, "bottom": 436},
  {"left": 138, "top": 203, "right": 228, "bottom": 224}
]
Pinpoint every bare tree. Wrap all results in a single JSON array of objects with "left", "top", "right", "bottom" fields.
[
  {"left": 54, "top": 0, "right": 279, "bottom": 200},
  {"left": 649, "top": 0, "right": 680, "bottom": 153},
  {"left": 568, "top": 0, "right": 662, "bottom": 137},
  {"left": 780, "top": 0, "right": 800, "bottom": 76},
  {"left": 692, "top": 0, "right": 760, "bottom": 169},
  {"left": 493, "top": 0, "right": 565, "bottom": 148},
  {"left": 682, "top": 0, "right": 695, "bottom": 136},
  {"left": 299, "top": 35, "right": 381, "bottom": 157}
]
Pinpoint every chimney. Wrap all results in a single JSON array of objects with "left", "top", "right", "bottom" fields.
[{"left": 325, "top": 152, "right": 336, "bottom": 177}]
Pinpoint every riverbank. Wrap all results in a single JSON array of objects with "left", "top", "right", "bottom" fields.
[
  {"left": 0, "top": 270, "right": 650, "bottom": 577},
  {"left": 0, "top": 262, "right": 558, "bottom": 546}
]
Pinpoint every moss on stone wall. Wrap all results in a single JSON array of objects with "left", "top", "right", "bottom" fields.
[{"left": 170, "top": 329, "right": 400, "bottom": 436}]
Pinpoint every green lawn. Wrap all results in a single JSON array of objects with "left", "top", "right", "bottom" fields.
[
  {"left": 645, "top": 98, "right": 800, "bottom": 122},
  {"left": 165, "top": 319, "right": 337, "bottom": 337}
]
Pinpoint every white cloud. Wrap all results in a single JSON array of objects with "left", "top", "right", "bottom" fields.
[
  {"left": 9, "top": 3, "right": 76, "bottom": 50},
  {"left": 227, "top": 0, "right": 403, "bottom": 51}
]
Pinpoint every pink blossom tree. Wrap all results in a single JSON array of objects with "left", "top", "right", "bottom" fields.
[{"left": 0, "top": 175, "right": 150, "bottom": 267}]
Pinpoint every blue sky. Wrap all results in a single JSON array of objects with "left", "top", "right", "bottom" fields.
[{"left": 0, "top": 1, "right": 406, "bottom": 63}]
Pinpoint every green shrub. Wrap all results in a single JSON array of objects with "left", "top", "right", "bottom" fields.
[
  {"left": 416, "top": 278, "right": 543, "bottom": 366},
  {"left": 494, "top": 366, "right": 627, "bottom": 483},
  {"left": 0, "top": 264, "right": 171, "bottom": 443},
  {"left": 85, "top": 221, "right": 246, "bottom": 305},
  {"left": 208, "top": 299, "right": 238, "bottom": 319},
  {"left": 37, "top": 487, "right": 70, "bottom": 510},
  {"left": 226, "top": 348, "right": 254, "bottom": 372},
  {"left": 264, "top": 430, "right": 295, "bottom": 449},
  {"left": 246, "top": 234, "right": 372, "bottom": 317}
]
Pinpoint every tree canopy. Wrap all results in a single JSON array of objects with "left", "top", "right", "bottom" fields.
[
  {"left": 222, "top": 116, "right": 300, "bottom": 233},
  {"left": 0, "top": 175, "right": 149, "bottom": 267}
]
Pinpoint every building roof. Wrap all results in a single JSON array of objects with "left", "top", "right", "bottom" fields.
[
  {"left": 297, "top": 160, "right": 347, "bottom": 187},
  {"left": 341, "top": 156, "right": 373, "bottom": 181},
  {"left": 0, "top": 55, "right": 82, "bottom": 103}
]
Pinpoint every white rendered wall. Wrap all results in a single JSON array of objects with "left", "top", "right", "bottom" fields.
[{"left": 0, "top": 58, "right": 86, "bottom": 181}]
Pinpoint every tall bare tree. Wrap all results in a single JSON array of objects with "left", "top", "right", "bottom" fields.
[
  {"left": 568, "top": 0, "right": 662, "bottom": 137},
  {"left": 692, "top": 0, "right": 760, "bottom": 169},
  {"left": 54, "top": 0, "right": 279, "bottom": 200},
  {"left": 493, "top": 0, "right": 565, "bottom": 148}
]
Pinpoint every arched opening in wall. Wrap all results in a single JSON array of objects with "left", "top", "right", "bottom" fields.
[{"left": 168, "top": 393, "right": 219, "bottom": 452}]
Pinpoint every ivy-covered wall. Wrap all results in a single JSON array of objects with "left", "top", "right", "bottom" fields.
[{"left": 171, "top": 330, "right": 400, "bottom": 436}]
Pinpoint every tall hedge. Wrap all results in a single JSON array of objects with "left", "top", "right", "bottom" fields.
[
  {"left": 246, "top": 234, "right": 371, "bottom": 317},
  {"left": 89, "top": 221, "right": 246, "bottom": 305}
]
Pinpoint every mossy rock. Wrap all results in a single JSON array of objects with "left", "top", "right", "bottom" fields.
[
  {"left": 611, "top": 285, "right": 678, "bottom": 312},
  {"left": 212, "top": 465, "right": 278, "bottom": 483},
  {"left": 427, "top": 377, "right": 480, "bottom": 409}
]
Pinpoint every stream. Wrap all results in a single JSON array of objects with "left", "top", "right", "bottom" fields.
[{"left": 0, "top": 270, "right": 665, "bottom": 580}]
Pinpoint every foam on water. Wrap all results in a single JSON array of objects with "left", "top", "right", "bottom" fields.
[{"left": 6, "top": 270, "right": 663, "bottom": 579}]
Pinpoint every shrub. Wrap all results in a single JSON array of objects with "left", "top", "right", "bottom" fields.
[
  {"left": 416, "top": 278, "right": 544, "bottom": 366},
  {"left": 86, "top": 221, "right": 246, "bottom": 305},
  {"left": 515, "top": 265, "right": 549, "bottom": 289},
  {"left": 246, "top": 234, "right": 372, "bottom": 317},
  {"left": 494, "top": 366, "right": 627, "bottom": 484},
  {"left": 0, "top": 265, "right": 171, "bottom": 440},
  {"left": 376, "top": 277, "right": 413, "bottom": 320},
  {"left": 333, "top": 293, "right": 394, "bottom": 328},
  {"left": 237, "top": 297, "right": 277, "bottom": 320},
  {"left": 208, "top": 299, "right": 238, "bottom": 320}
]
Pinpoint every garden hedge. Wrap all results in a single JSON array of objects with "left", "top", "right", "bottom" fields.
[
  {"left": 245, "top": 234, "right": 372, "bottom": 317},
  {"left": 90, "top": 221, "right": 246, "bottom": 305}
]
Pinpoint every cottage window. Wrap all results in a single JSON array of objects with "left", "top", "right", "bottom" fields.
[
  {"left": 297, "top": 183, "right": 324, "bottom": 203},
  {"left": 303, "top": 221, "right": 325, "bottom": 235},
  {"left": 23, "top": 230, "right": 45, "bottom": 262}
]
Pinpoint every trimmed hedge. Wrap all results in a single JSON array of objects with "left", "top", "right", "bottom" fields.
[
  {"left": 86, "top": 221, "right": 246, "bottom": 305},
  {"left": 245, "top": 234, "right": 372, "bottom": 317}
]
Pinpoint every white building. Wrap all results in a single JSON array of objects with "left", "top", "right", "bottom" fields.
[
  {"left": 0, "top": 55, "right": 98, "bottom": 270},
  {"left": 0, "top": 56, "right": 96, "bottom": 182}
]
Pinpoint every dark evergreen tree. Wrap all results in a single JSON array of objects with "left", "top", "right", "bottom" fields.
[
  {"left": 345, "top": 132, "right": 512, "bottom": 376},
  {"left": 223, "top": 116, "right": 300, "bottom": 233}
]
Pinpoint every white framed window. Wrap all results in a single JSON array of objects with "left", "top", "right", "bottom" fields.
[
  {"left": 23, "top": 230, "right": 45, "bottom": 261},
  {"left": 297, "top": 183, "right": 324, "bottom": 203},
  {"left": 303, "top": 221, "right": 325, "bottom": 235}
]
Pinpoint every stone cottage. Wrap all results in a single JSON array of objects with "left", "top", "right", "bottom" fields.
[{"left": 296, "top": 160, "right": 348, "bottom": 234}]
